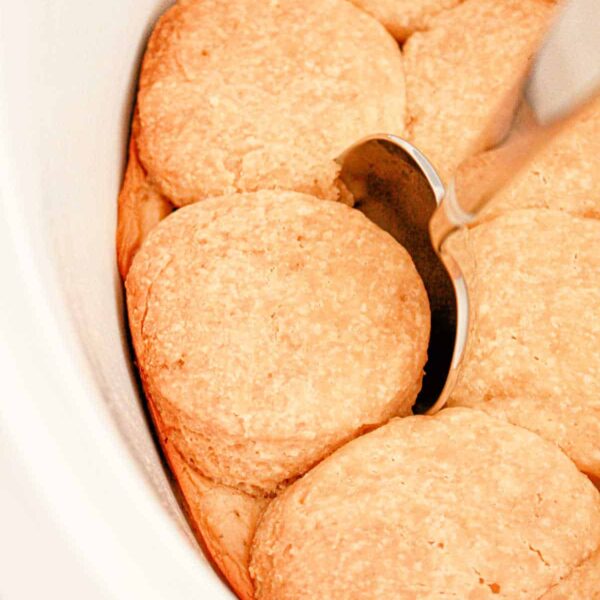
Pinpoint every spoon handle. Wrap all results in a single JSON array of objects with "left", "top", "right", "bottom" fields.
[
  {"left": 429, "top": 122, "right": 552, "bottom": 250},
  {"left": 430, "top": 0, "right": 600, "bottom": 252},
  {"left": 527, "top": 0, "right": 600, "bottom": 125}
]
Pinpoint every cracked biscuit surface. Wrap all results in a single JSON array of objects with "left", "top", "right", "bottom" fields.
[
  {"left": 446, "top": 209, "right": 600, "bottom": 479},
  {"left": 135, "top": 0, "right": 406, "bottom": 206},
  {"left": 538, "top": 546, "right": 600, "bottom": 599},
  {"left": 250, "top": 408, "right": 600, "bottom": 600},
  {"left": 126, "top": 190, "right": 430, "bottom": 497}
]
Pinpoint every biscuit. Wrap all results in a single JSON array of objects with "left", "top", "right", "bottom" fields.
[
  {"left": 144, "top": 380, "right": 266, "bottom": 600},
  {"left": 250, "top": 408, "right": 600, "bottom": 599},
  {"left": 481, "top": 93, "right": 600, "bottom": 221},
  {"left": 116, "top": 118, "right": 173, "bottom": 278},
  {"left": 135, "top": 0, "right": 406, "bottom": 207},
  {"left": 403, "top": 0, "right": 556, "bottom": 183},
  {"left": 348, "top": 0, "right": 462, "bottom": 40},
  {"left": 175, "top": 465, "right": 267, "bottom": 600},
  {"left": 446, "top": 210, "right": 600, "bottom": 478},
  {"left": 126, "top": 190, "right": 430, "bottom": 497},
  {"left": 118, "top": 120, "right": 264, "bottom": 596}
]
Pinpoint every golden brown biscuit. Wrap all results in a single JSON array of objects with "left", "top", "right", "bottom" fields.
[
  {"left": 481, "top": 93, "right": 600, "bottom": 221},
  {"left": 348, "top": 0, "right": 462, "bottom": 40},
  {"left": 116, "top": 118, "right": 173, "bottom": 279},
  {"left": 126, "top": 190, "right": 429, "bottom": 497},
  {"left": 144, "top": 381, "right": 266, "bottom": 600},
  {"left": 250, "top": 408, "right": 600, "bottom": 599},
  {"left": 135, "top": 0, "right": 406, "bottom": 206},
  {"left": 127, "top": 190, "right": 430, "bottom": 596},
  {"left": 403, "top": 0, "right": 556, "bottom": 183},
  {"left": 446, "top": 210, "right": 600, "bottom": 478},
  {"left": 118, "top": 120, "right": 263, "bottom": 596},
  {"left": 175, "top": 465, "right": 267, "bottom": 600}
]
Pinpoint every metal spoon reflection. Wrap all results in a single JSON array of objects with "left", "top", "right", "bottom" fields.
[
  {"left": 337, "top": 0, "right": 600, "bottom": 414},
  {"left": 337, "top": 136, "right": 468, "bottom": 414}
]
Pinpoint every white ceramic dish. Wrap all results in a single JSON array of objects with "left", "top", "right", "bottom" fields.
[
  {"left": 0, "top": 1, "right": 596, "bottom": 598},
  {"left": 0, "top": 2, "right": 231, "bottom": 598}
]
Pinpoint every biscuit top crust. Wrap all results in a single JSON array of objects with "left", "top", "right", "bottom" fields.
[
  {"left": 136, "top": 0, "right": 406, "bottom": 206},
  {"left": 126, "top": 191, "right": 430, "bottom": 495},
  {"left": 250, "top": 408, "right": 600, "bottom": 599},
  {"left": 446, "top": 209, "right": 600, "bottom": 478}
]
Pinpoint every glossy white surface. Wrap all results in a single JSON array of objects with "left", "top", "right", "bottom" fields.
[
  {"left": 0, "top": 1, "right": 596, "bottom": 598},
  {"left": 527, "top": 0, "right": 600, "bottom": 122},
  {"left": 0, "top": 1, "right": 231, "bottom": 598}
]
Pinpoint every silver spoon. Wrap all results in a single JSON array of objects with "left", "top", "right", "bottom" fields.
[{"left": 337, "top": 0, "right": 600, "bottom": 415}]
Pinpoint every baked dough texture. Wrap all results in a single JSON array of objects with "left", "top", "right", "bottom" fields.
[
  {"left": 117, "top": 1, "right": 600, "bottom": 596},
  {"left": 117, "top": 0, "right": 558, "bottom": 278},
  {"left": 126, "top": 190, "right": 430, "bottom": 497},
  {"left": 144, "top": 376, "right": 266, "bottom": 600},
  {"left": 446, "top": 210, "right": 600, "bottom": 479},
  {"left": 135, "top": 0, "right": 406, "bottom": 207},
  {"left": 348, "top": 0, "right": 462, "bottom": 40},
  {"left": 176, "top": 467, "right": 267, "bottom": 600},
  {"left": 481, "top": 93, "right": 600, "bottom": 221},
  {"left": 116, "top": 118, "right": 173, "bottom": 278},
  {"left": 538, "top": 546, "right": 600, "bottom": 599},
  {"left": 250, "top": 408, "right": 600, "bottom": 599},
  {"left": 403, "top": 0, "right": 556, "bottom": 183}
]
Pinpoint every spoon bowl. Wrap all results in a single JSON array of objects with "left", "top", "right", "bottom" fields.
[
  {"left": 337, "top": 135, "right": 469, "bottom": 414},
  {"left": 337, "top": 0, "right": 600, "bottom": 413}
]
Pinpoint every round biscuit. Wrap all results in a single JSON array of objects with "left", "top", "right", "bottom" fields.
[
  {"left": 126, "top": 190, "right": 430, "bottom": 495},
  {"left": 446, "top": 209, "right": 600, "bottom": 479},
  {"left": 250, "top": 408, "right": 600, "bottom": 599},
  {"left": 136, "top": 0, "right": 406, "bottom": 206}
]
